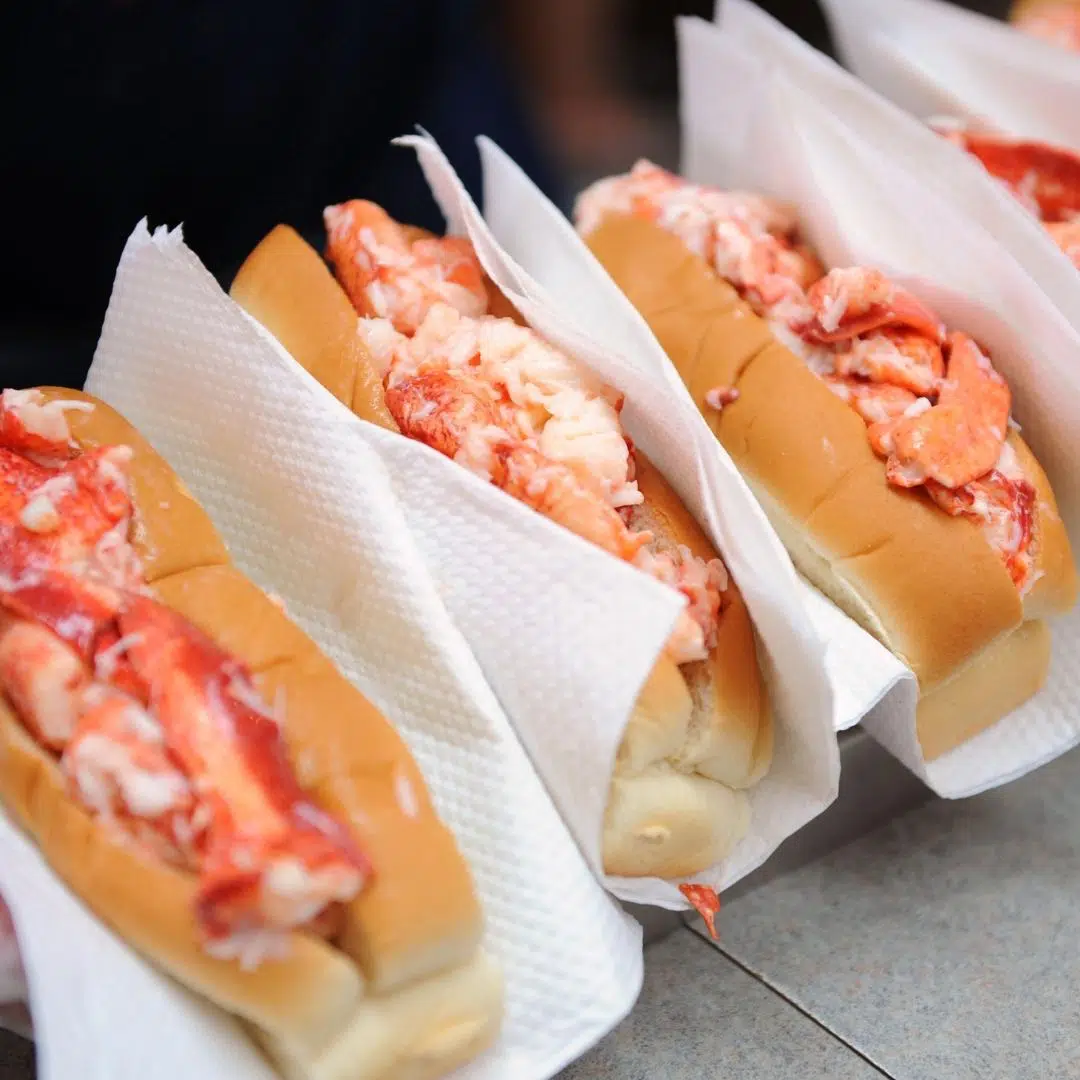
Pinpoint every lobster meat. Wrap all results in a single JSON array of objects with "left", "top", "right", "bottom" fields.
[{"left": 0, "top": 390, "right": 368, "bottom": 952}]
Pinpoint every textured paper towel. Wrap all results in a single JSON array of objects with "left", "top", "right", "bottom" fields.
[
  {"left": 0, "top": 219, "right": 651, "bottom": 1080},
  {"left": 811, "top": 0, "right": 1080, "bottom": 340},
  {"left": 0, "top": 814, "right": 274, "bottom": 1078},
  {"left": 821, "top": 0, "right": 1080, "bottom": 147},
  {"left": 639, "top": 15, "right": 1080, "bottom": 796},
  {"left": 398, "top": 133, "right": 840, "bottom": 904}
]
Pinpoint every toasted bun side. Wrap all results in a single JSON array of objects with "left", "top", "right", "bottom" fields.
[
  {"left": 153, "top": 563, "right": 319, "bottom": 673},
  {"left": 0, "top": 703, "right": 363, "bottom": 1052},
  {"left": 154, "top": 564, "right": 484, "bottom": 989},
  {"left": 35, "top": 390, "right": 487, "bottom": 995},
  {"left": 702, "top": 339, "right": 1021, "bottom": 692},
  {"left": 1009, "top": 436, "right": 1079, "bottom": 619},
  {"left": 614, "top": 655, "right": 694, "bottom": 775},
  {"left": 915, "top": 620, "right": 1051, "bottom": 761},
  {"left": 256, "top": 655, "right": 484, "bottom": 992},
  {"left": 585, "top": 214, "right": 1034, "bottom": 691},
  {"left": 625, "top": 453, "right": 772, "bottom": 789},
  {"left": 256, "top": 949, "right": 503, "bottom": 1080},
  {"left": 682, "top": 591, "right": 774, "bottom": 791},
  {"left": 229, "top": 226, "right": 399, "bottom": 432},
  {"left": 38, "top": 388, "right": 230, "bottom": 584},
  {"left": 714, "top": 347, "right": 1073, "bottom": 683},
  {"left": 602, "top": 767, "right": 750, "bottom": 878},
  {"left": 230, "top": 225, "right": 525, "bottom": 436}
]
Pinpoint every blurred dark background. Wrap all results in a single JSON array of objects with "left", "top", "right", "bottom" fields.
[{"left": 0, "top": 0, "right": 1011, "bottom": 390}]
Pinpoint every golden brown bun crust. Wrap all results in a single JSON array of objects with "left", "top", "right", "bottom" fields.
[
  {"left": 585, "top": 214, "right": 1077, "bottom": 704},
  {"left": 916, "top": 620, "right": 1051, "bottom": 760},
  {"left": 150, "top": 561, "right": 484, "bottom": 991},
  {"left": 229, "top": 226, "right": 399, "bottom": 432},
  {"left": 234, "top": 225, "right": 773, "bottom": 877},
  {"left": 38, "top": 387, "right": 230, "bottom": 584},
  {"left": 255, "top": 655, "right": 483, "bottom": 992},
  {"left": 229, "top": 225, "right": 524, "bottom": 435},
  {"left": 0, "top": 389, "right": 499, "bottom": 1076}
]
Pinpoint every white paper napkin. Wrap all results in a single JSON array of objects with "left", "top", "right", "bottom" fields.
[
  {"left": 0, "top": 815, "right": 276, "bottom": 1079},
  {"left": 0, "top": 219, "right": 651, "bottom": 1080},
  {"left": 400, "top": 133, "right": 841, "bottom": 905},
  {"left": 811, "top": 0, "right": 1080, "bottom": 340},
  {"left": 821, "top": 0, "right": 1080, "bottom": 146},
  {"left": 577, "top": 14, "right": 1080, "bottom": 797}
]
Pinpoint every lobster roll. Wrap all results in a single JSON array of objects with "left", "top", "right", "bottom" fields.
[
  {"left": 933, "top": 120, "right": 1080, "bottom": 270},
  {"left": 575, "top": 161, "right": 1077, "bottom": 760},
  {"left": 230, "top": 204, "right": 774, "bottom": 884},
  {"left": 0, "top": 387, "right": 502, "bottom": 1080}
]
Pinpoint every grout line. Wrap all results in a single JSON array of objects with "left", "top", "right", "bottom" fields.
[{"left": 682, "top": 926, "right": 897, "bottom": 1079}]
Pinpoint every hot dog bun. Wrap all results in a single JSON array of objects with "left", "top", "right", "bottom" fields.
[
  {"left": 583, "top": 214, "right": 1077, "bottom": 759},
  {"left": 0, "top": 388, "right": 502, "bottom": 1080},
  {"left": 231, "top": 224, "right": 773, "bottom": 878}
]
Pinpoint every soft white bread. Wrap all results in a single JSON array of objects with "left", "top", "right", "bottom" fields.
[
  {"left": 0, "top": 389, "right": 502, "bottom": 1078},
  {"left": 257, "top": 949, "right": 503, "bottom": 1080},
  {"left": 230, "top": 225, "right": 774, "bottom": 878},
  {"left": 584, "top": 214, "right": 1077, "bottom": 760},
  {"left": 625, "top": 455, "right": 773, "bottom": 791},
  {"left": 602, "top": 455, "right": 771, "bottom": 877},
  {"left": 602, "top": 768, "right": 751, "bottom": 879}
]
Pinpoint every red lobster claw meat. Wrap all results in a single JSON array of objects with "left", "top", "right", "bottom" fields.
[
  {"left": 63, "top": 687, "right": 207, "bottom": 867},
  {"left": 679, "top": 883, "right": 721, "bottom": 941},
  {"left": 0, "top": 389, "right": 91, "bottom": 462},
  {"left": 0, "top": 398, "right": 369, "bottom": 946},
  {"left": 941, "top": 129, "right": 1080, "bottom": 223},
  {"left": 119, "top": 596, "right": 368, "bottom": 939},
  {"left": 796, "top": 268, "right": 946, "bottom": 344},
  {"left": 934, "top": 123, "right": 1080, "bottom": 269},
  {"left": 884, "top": 334, "right": 1012, "bottom": 490}
]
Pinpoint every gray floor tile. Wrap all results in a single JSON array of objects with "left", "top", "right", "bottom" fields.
[
  {"left": 559, "top": 928, "right": 884, "bottom": 1079},
  {"left": 0, "top": 1030, "right": 31, "bottom": 1080},
  {"left": 699, "top": 746, "right": 1080, "bottom": 1080}
]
